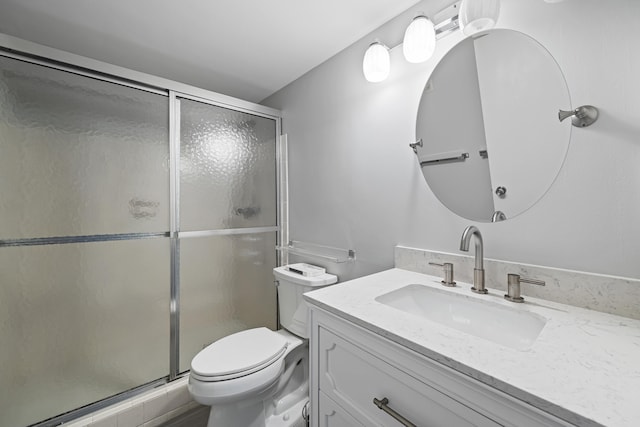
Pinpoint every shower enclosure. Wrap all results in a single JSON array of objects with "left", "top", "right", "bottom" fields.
[{"left": 0, "top": 48, "right": 280, "bottom": 427}]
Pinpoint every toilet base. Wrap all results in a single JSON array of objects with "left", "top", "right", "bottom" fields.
[
  {"left": 206, "top": 396, "right": 308, "bottom": 427},
  {"left": 265, "top": 398, "right": 308, "bottom": 427},
  {"left": 207, "top": 400, "right": 264, "bottom": 427}
]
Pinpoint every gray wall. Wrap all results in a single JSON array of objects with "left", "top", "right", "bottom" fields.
[{"left": 264, "top": 0, "right": 640, "bottom": 282}]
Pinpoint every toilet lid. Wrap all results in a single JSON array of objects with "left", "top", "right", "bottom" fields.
[{"left": 191, "top": 327, "right": 288, "bottom": 380}]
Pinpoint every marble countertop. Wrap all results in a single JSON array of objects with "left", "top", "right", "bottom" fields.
[{"left": 303, "top": 268, "right": 640, "bottom": 427}]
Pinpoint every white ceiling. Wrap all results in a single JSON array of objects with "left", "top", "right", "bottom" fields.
[{"left": 0, "top": 0, "right": 422, "bottom": 103}]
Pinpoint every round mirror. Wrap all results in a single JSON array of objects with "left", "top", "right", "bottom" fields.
[{"left": 415, "top": 29, "right": 571, "bottom": 222}]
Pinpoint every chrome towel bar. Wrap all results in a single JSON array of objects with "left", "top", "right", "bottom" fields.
[{"left": 419, "top": 151, "right": 469, "bottom": 166}]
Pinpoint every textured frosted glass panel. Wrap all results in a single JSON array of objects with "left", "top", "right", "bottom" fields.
[
  {"left": 0, "top": 57, "right": 169, "bottom": 239},
  {"left": 179, "top": 232, "right": 277, "bottom": 372},
  {"left": 0, "top": 239, "right": 170, "bottom": 427},
  {"left": 180, "top": 99, "right": 276, "bottom": 231}
]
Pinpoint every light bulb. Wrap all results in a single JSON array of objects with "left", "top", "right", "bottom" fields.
[
  {"left": 403, "top": 15, "right": 436, "bottom": 63},
  {"left": 459, "top": 0, "right": 501, "bottom": 36},
  {"left": 362, "top": 42, "right": 390, "bottom": 82}
]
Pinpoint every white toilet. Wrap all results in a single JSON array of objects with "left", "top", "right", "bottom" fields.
[{"left": 188, "top": 263, "right": 338, "bottom": 427}]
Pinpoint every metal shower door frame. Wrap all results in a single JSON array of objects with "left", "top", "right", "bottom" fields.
[
  {"left": 168, "top": 91, "right": 282, "bottom": 379},
  {"left": 0, "top": 33, "right": 283, "bottom": 424}
]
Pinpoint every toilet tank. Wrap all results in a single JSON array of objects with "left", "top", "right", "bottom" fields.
[{"left": 273, "top": 264, "right": 338, "bottom": 338}]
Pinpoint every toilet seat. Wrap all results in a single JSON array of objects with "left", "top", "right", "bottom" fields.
[{"left": 190, "top": 327, "right": 289, "bottom": 382}]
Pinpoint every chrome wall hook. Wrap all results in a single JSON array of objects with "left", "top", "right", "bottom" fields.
[{"left": 558, "top": 105, "right": 599, "bottom": 127}]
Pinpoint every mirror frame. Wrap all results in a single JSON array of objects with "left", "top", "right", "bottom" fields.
[{"left": 415, "top": 29, "right": 572, "bottom": 222}]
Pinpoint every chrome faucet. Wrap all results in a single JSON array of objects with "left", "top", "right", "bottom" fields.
[{"left": 459, "top": 226, "right": 487, "bottom": 294}]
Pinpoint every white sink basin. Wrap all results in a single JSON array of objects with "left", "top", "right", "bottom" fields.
[{"left": 375, "top": 284, "right": 547, "bottom": 350}]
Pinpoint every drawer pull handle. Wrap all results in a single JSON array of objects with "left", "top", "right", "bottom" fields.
[{"left": 373, "top": 397, "right": 417, "bottom": 427}]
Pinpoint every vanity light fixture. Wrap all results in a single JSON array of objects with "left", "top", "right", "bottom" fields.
[
  {"left": 362, "top": 42, "right": 390, "bottom": 83},
  {"left": 363, "top": 1, "right": 500, "bottom": 82},
  {"left": 459, "top": 0, "right": 501, "bottom": 36},
  {"left": 403, "top": 15, "right": 436, "bottom": 63}
]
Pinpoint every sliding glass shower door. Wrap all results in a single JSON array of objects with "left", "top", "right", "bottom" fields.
[
  {"left": 176, "top": 97, "right": 278, "bottom": 373},
  {"left": 0, "top": 56, "right": 171, "bottom": 427},
  {"left": 0, "top": 54, "right": 279, "bottom": 426}
]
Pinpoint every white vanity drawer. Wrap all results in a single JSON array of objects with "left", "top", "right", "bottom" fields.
[
  {"left": 319, "top": 391, "right": 366, "bottom": 427},
  {"left": 318, "top": 326, "right": 499, "bottom": 427}
]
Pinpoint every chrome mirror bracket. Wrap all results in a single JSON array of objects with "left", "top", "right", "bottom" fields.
[{"left": 558, "top": 105, "right": 599, "bottom": 128}]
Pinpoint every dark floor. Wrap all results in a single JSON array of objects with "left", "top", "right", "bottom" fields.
[{"left": 162, "top": 405, "right": 209, "bottom": 427}]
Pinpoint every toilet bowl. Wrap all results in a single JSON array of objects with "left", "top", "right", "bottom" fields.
[{"left": 188, "top": 264, "right": 338, "bottom": 427}]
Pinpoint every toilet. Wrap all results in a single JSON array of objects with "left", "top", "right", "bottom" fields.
[{"left": 188, "top": 263, "right": 338, "bottom": 427}]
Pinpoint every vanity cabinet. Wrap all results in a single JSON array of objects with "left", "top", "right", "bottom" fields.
[{"left": 309, "top": 306, "right": 574, "bottom": 427}]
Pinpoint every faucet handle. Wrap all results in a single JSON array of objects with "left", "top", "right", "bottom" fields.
[
  {"left": 429, "top": 262, "right": 456, "bottom": 287},
  {"left": 504, "top": 273, "right": 545, "bottom": 303}
]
